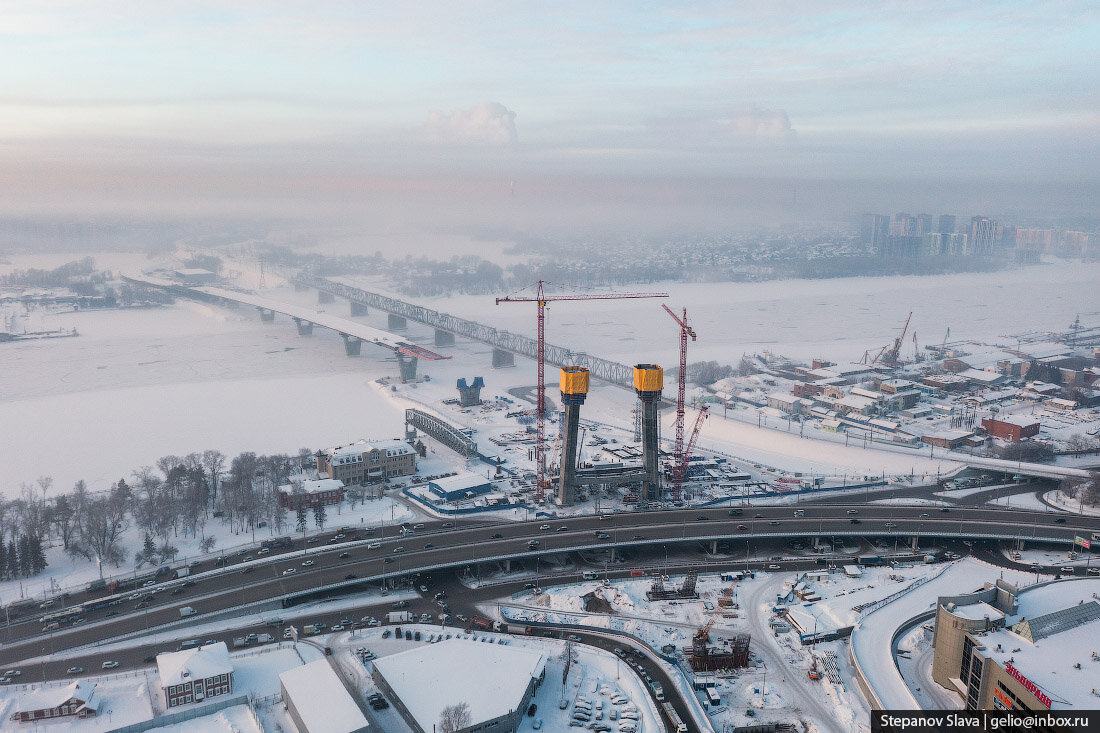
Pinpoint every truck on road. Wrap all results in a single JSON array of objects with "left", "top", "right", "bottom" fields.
[
  {"left": 386, "top": 611, "right": 415, "bottom": 624},
  {"left": 179, "top": 606, "right": 197, "bottom": 618}
]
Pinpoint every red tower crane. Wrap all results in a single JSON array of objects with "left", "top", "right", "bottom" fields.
[
  {"left": 661, "top": 305, "right": 696, "bottom": 500},
  {"left": 672, "top": 405, "right": 709, "bottom": 499},
  {"left": 496, "top": 281, "right": 667, "bottom": 502}
]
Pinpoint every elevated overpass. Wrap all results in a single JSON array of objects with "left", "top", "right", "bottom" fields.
[{"left": 4, "top": 504, "right": 1097, "bottom": 670}]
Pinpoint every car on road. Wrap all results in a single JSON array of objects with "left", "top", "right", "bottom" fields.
[
  {"left": 540, "top": 524, "right": 550, "bottom": 530},
  {"left": 142, "top": 580, "right": 156, "bottom": 588},
  {"left": 335, "top": 533, "right": 346, "bottom": 539},
  {"left": 240, "top": 565, "right": 254, "bottom": 573},
  {"left": 442, "top": 522, "right": 454, "bottom": 528},
  {"left": 345, "top": 574, "right": 357, "bottom": 580},
  {"left": 596, "top": 533, "right": 611, "bottom": 539},
  {"left": 393, "top": 546, "right": 405, "bottom": 553},
  {"left": 767, "top": 564, "right": 781, "bottom": 570},
  {"left": 846, "top": 509, "right": 859, "bottom": 515},
  {"left": 3, "top": 670, "right": 21, "bottom": 677},
  {"left": 257, "top": 547, "right": 270, "bottom": 555},
  {"left": 490, "top": 533, "right": 503, "bottom": 539},
  {"left": 556, "top": 526, "right": 568, "bottom": 532},
  {"left": 339, "top": 551, "right": 351, "bottom": 558},
  {"left": 301, "top": 560, "right": 314, "bottom": 567},
  {"left": 384, "top": 557, "right": 394, "bottom": 563},
  {"left": 696, "top": 515, "right": 709, "bottom": 521},
  {"left": 885, "top": 522, "right": 898, "bottom": 528},
  {"left": 331, "top": 625, "right": 345, "bottom": 632},
  {"left": 632, "top": 534, "right": 646, "bottom": 540},
  {"left": 307, "top": 536, "right": 319, "bottom": 544},
  {"left": 366, "top": 542, "right": 381, "bottom": 549},
  {"left": 850, "top": 518, "right": 861, "bottom": 524},
  {"left": 424, "top": 542, "right": 434, "bottom": 549},
  {"left": 135, "top": 601, "right": 150, "bottom": 609},
  {"left": 940, "top": 507, "right": 950, "bottom": 512},
  {"left": 282, "top": 568, "right": 296, "bottom": 575},
  {"left": 736, "top": 524, "right": 748, "bottom": 530},
  {"left": 420, "top": 584, "right": 429, "bottom": 592},
  {"left": 1055, "top": 517, "right": 1067, "bottom": 524},
  {"left": 66, "top": 667, "right": 84, "bottom": 675},
  {"left": 769, "top": 520, "right": 779, "bottom": 525},
  {"left": 568, "top": 634, "right": 582, "bottom": 642},
  {"left": 101, "top": 661, "right": 119, "bottom": 669}
]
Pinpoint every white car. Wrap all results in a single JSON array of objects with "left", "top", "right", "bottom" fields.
[
  {"left": 540, "top": 524, "right": 550, "bottom": 531},
  {"left": 282, "top": 568, "right": 297, "bottom": 576},
  {"left": 3, "top": 670, "right": 20, "bottom": 677},
  {"left": 301, "top": 560, "right": 315, "bottom": 567},
  {"left": 331, "top": 624, "right": 345, "bottom": 632},
  {"left": 101, "top": 661, "right": 119, "bottom": 669}
]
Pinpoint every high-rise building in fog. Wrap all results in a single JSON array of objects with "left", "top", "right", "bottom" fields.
[
  {"left": 937, "top": 214, "right": 956, "bottom": 234},
  {"left": 860, "top": 213, "right": 890, "bottom": 253},
  {"left": 968, "top": 216, "right": 996, "bottom": 255},
  {"left": 916, "top": 213, "right": 934, "bottom": 236}
]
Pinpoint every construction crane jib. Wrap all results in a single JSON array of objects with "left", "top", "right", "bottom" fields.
[
  {"left": 661, "top": 304, "right": 696, "bottom": 501},
  {"left": 496, "top": 281, "right": 667, "bottom": 502}
]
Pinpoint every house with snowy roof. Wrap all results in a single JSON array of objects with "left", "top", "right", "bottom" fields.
[
  {"left": 316, "top": 438, "right": 416, "bottom": 485},
  {"left": 156, "top": 641, "right": 233, "bottom": 708},
  {"left": 9, "top": 680, "right": 99, "bottom": 722}
]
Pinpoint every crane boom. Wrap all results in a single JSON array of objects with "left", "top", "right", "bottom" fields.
[{"left": 662, "top": 305, "right": 696, "bottom": 501}]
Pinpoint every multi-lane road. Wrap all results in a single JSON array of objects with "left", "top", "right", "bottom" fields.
[{"left": 2, "top": 504, "right": 1097, "bottom": 675}]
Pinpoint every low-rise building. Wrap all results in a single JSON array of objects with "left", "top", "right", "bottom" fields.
[
  {"left": 157, "top": 641, "right": 234, "bottom": 708},
  {"left": 767, "top": 392, "right": 805, "bottom": 414},
  {"left": 371, "top": 637, "right": 546, "bottom": 733},
  {"left": 279, "top": 660, "right": 369, "bottom": 733},
  {"left": 9, "top": 680, "right": 99, "bottom": 722},
  {"left": 921, "top": 429, "right": 975, "bottom": 449},
  {"left": 428, "top": 473, "right": 494, "bottom": 502},
  {"left": 981, "top": 416, "right": 1041, "bottom": 442},
  {"left": 316, "top": 439, "right": 416, "bottom": 485},
  {"left": 278, "top": 477, "right": 346, "bottom": 510}
]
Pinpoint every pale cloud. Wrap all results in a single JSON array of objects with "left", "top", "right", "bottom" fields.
[
  {"left": 426, "top": 102, "right": 518, "bottom": 145},
  {"left": 727, "top": 106, "right": 795, "bottom": 139}
]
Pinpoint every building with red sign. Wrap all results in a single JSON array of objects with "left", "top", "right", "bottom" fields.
[
  {"left": 931, "top": 577, "right": 1100, "bottom": 711},
  {"left": 981, "top": 416, "right": 1041, "bottom": 442}
]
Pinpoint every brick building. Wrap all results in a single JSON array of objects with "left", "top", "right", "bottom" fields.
[
  {"left": 316, "top": 439, "right": 416, "bottom": 485},
  {"left": 278, "top": 477, "right": 346, "bottom": 510},
  {"left": 157, "top": 642, "right": 234, "bottom": 708},
  {"left": 10, "top": 680, "right": 99, "bottom": 722},
  {"left": 981, "top": 417, "right": 1040, "bottom": 442}
]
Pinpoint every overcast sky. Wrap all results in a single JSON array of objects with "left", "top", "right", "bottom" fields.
[{"left": 2, "top": 1, "right": 1098, "bottom": 235}]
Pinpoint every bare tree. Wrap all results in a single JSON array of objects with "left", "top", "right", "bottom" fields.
[
  {"left": 438, "top": 702, "right": 471, "bottom": 733},
  {"left": 203, "top": 449, "right": 227, "bottom": 505},
  {"left": 71, "top": 482, "right": 130, "bottom": 568}
]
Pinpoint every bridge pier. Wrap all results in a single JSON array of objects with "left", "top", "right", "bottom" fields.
[
  {"left": 609, "top": 547, "right": 616, "bottom": 563},
  {"left": 434, "top": 329, "right": 455, "bottom": 347},
  {"left": 341, "top": 334, "right": 362, "bottom": 356},
  {"left": 910, "top": 535, "right": 919, "bottom": 550},
  {"left": 257, "top": 307, "right": 275, "bottom": 322},
  {"left": 710, "top": 540, "right": 719, "bottom": 555},
  {"left": 387, "top": 314, "right": 407, "bottom": 331},
  {"left": 396, "top": 351, "right": 418, "bottom": 382},
  {"left": 811, "top": 536, "right": 823, "bottom": 549},
  {"left": 293, "top": 317, "right": 314, "bottom": 335},
  {"left": 350, "top": 301, "right": 369, "bottom": 317},
  {"left": 317, "top": 290, "right": 335, "bottom": 304},
  {"left": 492, "top": 348, "right": 515, "bottom": 368}
]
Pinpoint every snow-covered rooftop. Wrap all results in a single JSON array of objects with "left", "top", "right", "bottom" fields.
[
  {"left": 950, "top": 600, "right": 1004, "bottom": 622},
  {"left": 14, "top": 680, "right": 98, "bottom": 714},
  {"left": 371, "top": 637, "right": 545, "bottom": 729},
  {"left": 279, "top": 660, "right": 368, "bottom": 733},
  {"left": 280, "top": 477, "right": 344, "bottom": 495},
  {"left": 328, "top": 439, "right": 413, "bottom": 461},
  {"left": 157, "top": 642, "right": 232, "bottom": 687}
]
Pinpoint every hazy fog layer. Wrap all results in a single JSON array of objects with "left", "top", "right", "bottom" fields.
[{"left": 2, "top": 2, "right": 1097, "bottom": 240}]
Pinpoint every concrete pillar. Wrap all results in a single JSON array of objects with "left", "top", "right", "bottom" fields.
[
  {"left": 492, "top": 349, "right": 515, "bottom": 368},
  {"left": 811, "top": 536, "right": 822, "bottom": 549},
  {"left": 387, "top": 314, "right": 407, "bottom": 331},
  {"left": 350, "top": 301, "right": 369, "bottom": 317},
  {"left": 317, "top": 290, "right": 335, "bottom": 304},
  {"left": 503, "top": 559, "right": 510, "bottom": 573},
  {"left": 910, "top": 535, "right": 919, "bottom": 550},
  {"left": 396, "top": 351, "right": 418, "bottom": 382},
  {"left": 257, "top": 307, "right": 275, "bottom": 322},
  {"left": 609, "top": 548, "right": 616, "bottom": 563},
  {"left": 434, "top": 329, "right": 455, "bottom": 347},
  {"left": 293, "top": 317, "right": 313, "bottom": 335},
  {"left": 710, "top": 540, "right": 719, "bottom": 555},
  {"left": 557, "top": 367, "right": 589, "bottom": 507},
  {"left": 634, "top": 364, "right": 664, "bottom": 502},
  {"left": 341, "top": 334, "right": 362, "bottom": 356}
]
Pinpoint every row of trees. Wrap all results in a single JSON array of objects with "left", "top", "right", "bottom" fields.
[
  {"left": 0, "top": 446, "right": 318, "bottom": 578},
  {"left": 0, "top": 533, "right": 47, "bottom": 580}
]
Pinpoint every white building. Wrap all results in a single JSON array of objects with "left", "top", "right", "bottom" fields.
[
  {"left": 279, "top": 660, "right": 369, "bottom": 733},
  {"left": 371, "top": 638, "right": 546, "bottom": 733}
]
